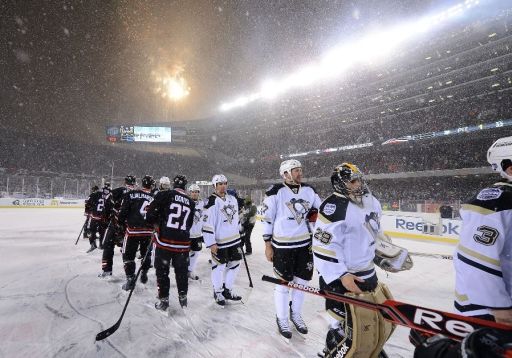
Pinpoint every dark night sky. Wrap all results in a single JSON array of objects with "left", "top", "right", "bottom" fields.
[{"left": 2, "top": 0, "right": 447, "bottom": 141}]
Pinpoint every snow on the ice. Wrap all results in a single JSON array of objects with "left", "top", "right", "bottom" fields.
[{"left": 0, "top": 208, "right": 455, "bottom": 357}]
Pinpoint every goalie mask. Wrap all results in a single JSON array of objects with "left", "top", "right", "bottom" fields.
[
  {"left": 487, "top": 136, "right": 512, "bottom": 181},
  {"left": 331, "top": 163, "right": 368, "bottom": 204}
]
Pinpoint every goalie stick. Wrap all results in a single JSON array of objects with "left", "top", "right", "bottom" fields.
[{"left": 261, "top": 275, "right": 512, "bottom": 341}]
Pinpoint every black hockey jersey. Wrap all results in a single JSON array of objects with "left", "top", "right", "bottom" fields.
[
  {"left": 118, "top": 189, "right": 154, "bottom": 236},
  {"left": 105, "top": 186, "right": 128, "bottom": 220},
  {"left": 85, "top": 191, "right": 106, "bottom": 220},
  {"left": 146, "top": 188, "right": 195, "bottom": 252}
]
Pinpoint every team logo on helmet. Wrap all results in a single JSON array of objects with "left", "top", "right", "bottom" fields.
[
  {"left": 221, "top": 204, "right": 237, "bottom": 224},
  {"left": 285, "top": 198, "right": 311, "bottom": 224}
]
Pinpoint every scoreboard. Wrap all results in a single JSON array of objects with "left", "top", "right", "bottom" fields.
[{"left": 106, "top": 125, "right": 177, "bottom": 143}]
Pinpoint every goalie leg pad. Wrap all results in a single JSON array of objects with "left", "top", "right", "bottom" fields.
[{"left": 321, "top": 277, "right": 396, "bottom": 358}]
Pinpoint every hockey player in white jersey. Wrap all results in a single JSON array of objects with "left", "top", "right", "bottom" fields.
[
  {"left": 313, "top": 163, "right": 394, "bottom": 358},
  {"left": 187, "top": 184, "right": 204, "bottom": 281},
  {"left": 202, "top": 174, "right": 243, "bottom": 306},
  {"left": 260, "top": 159, "right": 322, "bottom": 339},
  {"left": 454, "top": 136, "right": 512, "bottom": 325}
]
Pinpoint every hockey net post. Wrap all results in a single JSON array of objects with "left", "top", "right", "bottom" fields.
[{"left": 261, "top": 275, "right": 512, "bottom": 341}]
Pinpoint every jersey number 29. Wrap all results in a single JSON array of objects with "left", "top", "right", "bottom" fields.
[{"left": 167, "top": 203, "right": 191, "bottom": 230}]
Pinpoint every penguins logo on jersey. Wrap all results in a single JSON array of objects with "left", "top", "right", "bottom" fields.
[
  {"left": 285, "top": 198, "right": 311, "bottom": 224},
  {"left": 193, "top": 208, "right": 203, "bottom": 224},
  {"left": 221, "top": 204, "right": 237, "bottom": 224},
  {"left": 365, "top": 212, "right": 380, "bottom": 235},
  {"left": 260, "top": 203, "right": 269, "bottom": 215}
]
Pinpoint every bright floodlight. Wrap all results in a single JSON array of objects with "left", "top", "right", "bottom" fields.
[
  {"left": 154, "top": 67, "right": 191, "bottom": 102},
  {"left": 163, "top": 75, "right": 190, "bottom": 102},
  {"left": 218, "top": 0, "right": 480, "bottom": 112}
]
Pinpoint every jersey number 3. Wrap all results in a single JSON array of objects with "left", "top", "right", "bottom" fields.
[
  {"left": 473, "top": 225, "right": 499, "bottom": 246},
  {"left": 167, "top": 203, "right": 191, "bottom": 230}
]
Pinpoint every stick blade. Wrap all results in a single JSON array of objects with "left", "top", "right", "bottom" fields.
[{"left": 95, "top": 320, "right": 120, "bottom": 341}]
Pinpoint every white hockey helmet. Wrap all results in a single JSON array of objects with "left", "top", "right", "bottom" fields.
[
  {"left": 211, "top": 174, "right": 228, "bottom": 186},
  {"left": 279, "top": 159, "right": 302, "bottom": 178},
  {"left": 159, "top": 176, "right": 171, "bottom": 189},
  {"left": 487, "top": 136, "right": 512, "bottom": 181},
  {"left": 188, "top": 184, "right": 201, "bottom": 192}
]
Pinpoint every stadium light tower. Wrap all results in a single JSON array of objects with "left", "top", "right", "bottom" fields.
[{"left": 218, "top": 0, "right": 480, "bottom": 112}]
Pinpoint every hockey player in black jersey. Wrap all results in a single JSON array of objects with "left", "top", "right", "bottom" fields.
[
  {"left": 146, "top": 175, "right": 195, "bottom": 310},
  {"left": 84, "top": 185, "right": 108, "bottom": 253},
  {"left": 98, "top": 175, "right": 136, "bottom": 278},
  {"left": 118, "top": 175, "right": 154, "bottom": 290}
]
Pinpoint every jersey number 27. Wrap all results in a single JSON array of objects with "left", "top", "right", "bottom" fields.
[{"left": 167, "top": 203, "right": 191, "bottom": 230}]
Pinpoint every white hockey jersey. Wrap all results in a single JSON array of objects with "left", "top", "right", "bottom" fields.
[
  {"left": 313, "top": 192, "right": 382, "bottom": 285},
  {"left": 190, "top": 199, "right": 205, "bottom": 239},
  {"left": 454, "top": 182, "right": 512, "bottom": 317},
  {"left": 202, "top": 193, "right": 241, "bottom": 249},
  {"left": 260, "top": 182, "right": 322, "bottom": 249}
]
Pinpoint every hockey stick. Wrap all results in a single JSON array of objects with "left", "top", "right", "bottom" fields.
[
  {"left": 240, "top": 242, "right": 253, "bottom": 288},
  {"left": 261, "top": 275, "right": 512, "bottom": 341},
  {"left": 95, "top": 233, "right": 154, "bottom": 341},
  {"left": 74, "top": 217, "right": 88, "bottom": 245},
  {"left": 410, "top": 252, "right": 453, "bottom": 260}
]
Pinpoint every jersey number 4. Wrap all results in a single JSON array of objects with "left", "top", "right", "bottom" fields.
[{"left": 167, "top": 203, "right": 191, "bottom": 230}]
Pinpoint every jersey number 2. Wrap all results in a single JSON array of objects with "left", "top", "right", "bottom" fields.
[{"left": 167, "top": 203, "right": 191, "bottom": 230}]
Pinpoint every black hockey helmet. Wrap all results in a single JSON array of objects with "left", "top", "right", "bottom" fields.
[
  {"left": 104, "top": 181, "right": 111, "bottom": 188},
  {"left": 91, "top": 185, "right": 99, "bottom": 192},
  {"left": 331, "top": 163, "right": 368, "bottom": 200},
  {"left": 173, "top": 174, "right": 188, "bottom": 189},
  {"left": 141, "top": 175, "right": 154, "bottom": 189},
  {"left": 125, "top": 175, "right": 136, "bottom": 186}
]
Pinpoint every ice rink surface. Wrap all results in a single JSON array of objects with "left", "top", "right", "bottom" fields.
[{"left": 0, "top": 208, "right": 457, "bottom": 357}]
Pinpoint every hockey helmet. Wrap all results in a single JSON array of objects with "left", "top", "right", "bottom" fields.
[
  {"left": 141, "top": 175, "right": 154, "bottom": 189},
  {"left": 125, "top": 175, "right": 136, "bottom": 186},
  {"left": 331, "top": 163, "right": 368, "bottom": 201},
  {"left": 173, "top": 174, "right": 188, "bottom": 190},
  {"left": 487, "top": 136, "right": 512, "bottom": 181},
  {"left": 279, "top": 159, "right": 302, "bottom": 178},
  {"left": 212, "top": 174, "right": 228, "bottom": 186},
  {"left": 159, "top": 176, "right": 171, "bottom": 190},
  {"left": 188, "top": 184, "right": 201, "bottom": 193},
  {"left": 91, "top": 185, "right": 100, "bottom": 192}
]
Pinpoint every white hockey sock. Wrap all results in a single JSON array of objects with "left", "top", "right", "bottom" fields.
[
  {"left": 275, "top": 285, "right": 290, "bottom": 320},
  {"left": 290, "top": 277, "right": 308, "bottom": 314},
  {"left": 224, "top": 260, "right": 241, "bottom": 290},
  {"left": 188, "top": 251, "right": 200, "bottom": 272},
  {"left": 211, "top": 262, "right": 226, "bottom": 292}
]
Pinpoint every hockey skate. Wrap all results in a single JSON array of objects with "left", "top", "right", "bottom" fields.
[
  {"left": 98, "top": 271, "right": 112, "bottom": 279},
  {"left": 140, "top": 269, "right": 148, "bottom": 284},
  {"left": 222, "top": 288, "right": 242, "bottom": 301},
  {"left": 179, "top": 294, "right": 187, "bottom": 308},
  {"left": 122, "top": 276, "right": 135, "bottom": 291},
  {"left": 276, "top": 316, "right": 292, "bottom": 340},
  {"left": 214, "top": 291, "right": 226, "bottom": 306},
  {"left": 86, "top": 243, "right": 97, "bottom": 253},
  {"left": 155, "top": 297, "right": 169, "bottom": 312},
  {"left": 187, "top": 271, "right": 199, "bottom": 280},
  {"left": 290, "top": 308, "right": 308, "bottom": 334}
]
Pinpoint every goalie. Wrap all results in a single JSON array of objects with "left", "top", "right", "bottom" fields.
[{"left": 313, "top": 163, "right": 412, "bottom": 358}]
